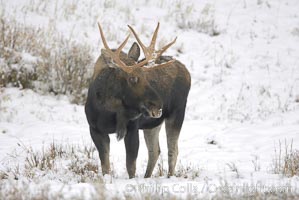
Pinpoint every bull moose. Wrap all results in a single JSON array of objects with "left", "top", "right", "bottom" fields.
[{"left": 85, "top": 23, "right": 191, "bottom": 178}]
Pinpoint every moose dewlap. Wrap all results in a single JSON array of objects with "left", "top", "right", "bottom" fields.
[{"left": 85, "top": 23, "right": 191, "bottom": 178}]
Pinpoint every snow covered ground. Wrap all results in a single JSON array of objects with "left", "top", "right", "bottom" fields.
[{"left": 1, "top": 0, "right": 299, "bottom": 199}]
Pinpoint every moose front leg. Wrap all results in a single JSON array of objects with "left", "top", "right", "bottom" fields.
[
  {"left": 124, "top": 123, "right": 139, "bottom": 178},
  {"left": 90, "top": 127, "right": 111, "bottom": 176}
]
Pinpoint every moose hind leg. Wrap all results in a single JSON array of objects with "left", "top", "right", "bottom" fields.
[
  {"left": 124, "top": 123, "right": 139, "bottom": 178},
  {"left": 90, "top": 127, "right": 110, "bottom": 176},
  {"left": 165, "top": 112, "right": 185, "bottom": 177},
  {"left": 143, "top": 124, "right": 162, "bottom": 178}
]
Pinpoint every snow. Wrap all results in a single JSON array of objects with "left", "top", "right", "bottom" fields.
[{"left": 1, "top": 0, "right": 299, "bottom": 199}]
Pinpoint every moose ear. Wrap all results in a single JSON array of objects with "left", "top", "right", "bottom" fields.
[{"left": 128, "top": 42, "right": 140, "bottom": 62}]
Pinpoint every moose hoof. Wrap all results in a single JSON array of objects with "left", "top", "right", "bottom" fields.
[
  {"left": 129, "top": 175, "right": 135, "bottom": 179},
  {"left": 144, "top": 174, "right": 151, "bottom": 178}
]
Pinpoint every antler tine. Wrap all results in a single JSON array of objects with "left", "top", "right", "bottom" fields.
[
  {"left": 128, "top": 23, "right": 160, "bottom": 57},
  {"left": 115, "top": 34, "right": 130, "bottom": 55},
  {"left": 127, "top": 25, "right": 147, "bottom": 56},
  {"left": 149, "top": 22, "right": 160, "bottom": 51},
  {"left": 98, "top": 23, "right": 130, "bottom": 68},
  {"left": 111, "top": 34, "right": 131, "bottom": 68},
  {"left": 128, "top": 22, "right": 177, "bottom": 68},
  {"left": 128, "top": 57, "right": 150, "bottom": 68},
  {"left": 128, "top": 24, "right": 158, "bottom": 66},
  {"left": 98, "top": 23, "right": 112, "bottom": 53},
  {"left": 156, "top": 36, "right": 177, "bottom": 58}
]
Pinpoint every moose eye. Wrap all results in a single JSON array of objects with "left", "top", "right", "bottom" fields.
[{"left": 129, "top": 77, "right": 139, "bottom": 84}]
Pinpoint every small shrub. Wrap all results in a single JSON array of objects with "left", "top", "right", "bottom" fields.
[
  {"left": 272, "top": 139, "right": 299, "bottom": 177},
  {"left": 37, "top": 37, "right": 93, "bottom": 104},
  {"left": 0, "top": 16, "right": 93, "bottom": 104},
  {"left": 0, "top": 18, "right": 40, "bottom": 89}
]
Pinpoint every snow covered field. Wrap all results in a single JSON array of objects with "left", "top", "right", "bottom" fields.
[{"left": 1, "top": 0, "right": 299, "bottom": 199}]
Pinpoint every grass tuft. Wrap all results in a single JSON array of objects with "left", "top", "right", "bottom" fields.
[{"left": 272, "top": 139, "right": 299, "bottom": 177}]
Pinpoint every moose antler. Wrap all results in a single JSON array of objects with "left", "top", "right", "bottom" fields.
[
  {"left": 98, "top": 23, "right": 176, "bottom": 69},
  {"left": 128, "top": 22, "right": 177, "bottom": 67},
  {"left": 98, "top": 23, "right": 131, "bottom": 69}
]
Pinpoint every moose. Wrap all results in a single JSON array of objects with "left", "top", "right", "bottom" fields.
[{"left": 85, "top": 23, "right": 191, "bottom": 178}]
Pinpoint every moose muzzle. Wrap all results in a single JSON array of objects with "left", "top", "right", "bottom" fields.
[
  {"left": 150, "top": 108, "right": 163, "bottom": 118},
  {"left": 141, "top": 101, "right": 163, "bottom": 118}
]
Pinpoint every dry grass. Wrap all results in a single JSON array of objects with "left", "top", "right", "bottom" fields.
[
  {"left": 0, "top": 18, "right": 39, "bottom": 89},
  {"left": 1, "top": 181, "right": 298, "bottom": 200},
  {"left": 226, "top": 162, "right": 242, "bottom": 179},
  {"left": 272, "top": 139, "right": 299, "bottom": 177},
  {"left": 0, "top": 141, "right": 298, "bottom": 199},
  {"left": 0, "top": 141, "right": 101, "bottom": 183},
  {"left": 210, "top": 189, "right": 299, "bottom": 200},
  {"left": 175, "top": 162, "right": 201, "bottom": 179},
  {"left": 0, "top": 141, "right": 104, "bottom": 200},
  {"left": 0, "top": 16, "right": 93, "bottom": 104},
  {"left": 155, "top": 156, "right": 167, "bottom": 177},
  {"left": 171, "top": 2, "right": 220, "bottom": 36},
  {"left": 153, "top": 157, "right": 201, "bottom": 179}
]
